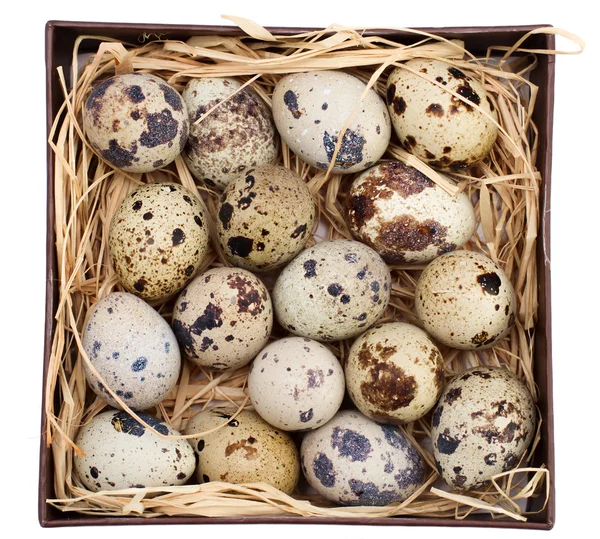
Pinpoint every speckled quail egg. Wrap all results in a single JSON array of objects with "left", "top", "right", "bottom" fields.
[
  {"left": 182, "top": 77, "right": 279, "bottom": 190},
  {"left": 301, "top": 409, "right": 425, "bottom": 506},
  {"left": 184, "top": 406, "right": 300, "bottom": 494},
  {"left": 414, "top": 250, "right": 516, "bottom": 350},
  {"left": 83, "top": 73, "right": 189, "bottom": 173},
  {"left": 216, "top": 165, "right": 316, "bottom": 272},
  {"left": 345, "top": 160, "right": 476, "bottom": 264},
  {"left": 273, "top": 239, "right": 391, "bottom": 342},
  {"left": 247, "top": 337, "right": 345, "bottom": 431},
  {"left": 82, "top": 292, "right": 181, "bottom": 411},
  {"left": 171, "top": 267, "right": 273, "bottom": 371},
  {"left": 109, "top": 182, "right": 210, "bottom": 303},
  {"left": 431, "top": 365, "right": 537, "bottom": 491},
  {"left": 273, "top": 70, "right": 391, "bottom": 173},
  {"left": 74, "top": 409, "right": 195, "bottom": 491},
  {"left": 345, "top": 322, "right": 445, "bottom": 424},
  {"left": 386, "top": 59, "right": 498, "bottom": 171}
]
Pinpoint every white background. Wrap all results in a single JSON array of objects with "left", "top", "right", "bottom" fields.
[{"left": 1, "top": 1, "right": 596, "bottom": 538}]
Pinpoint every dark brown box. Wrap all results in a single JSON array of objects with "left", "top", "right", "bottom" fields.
[{"left": 42, "top": 20, "right": 555, "bottom": 529}]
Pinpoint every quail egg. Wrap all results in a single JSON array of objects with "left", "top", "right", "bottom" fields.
[
  {"left": 247, "top": 336, "right": 345, "bottom": 431},
  {"left": 216, "top": 165, "right": 316, "bottom": 272},
  {"left": 386, "top": 58, "right": 498, "bottom": 171},
  {"left": 345, "top": 160, "right": 476, "bottom": 264},
  {"left": 83, "top": 72, "right": 189, "bottom": 173},
  {"left": 74, "top": 409, "right": 195, "bottom": 491},
  {"left": 185, "top": 406, "right": 300, "bottom": 494},
  {"left": 414, "top": 250, "right": 516, "bottom": 350},
  {"left": 272, "top": 239, "right": 391, "bottom": 342},
  {"left": 345, "top": 322, "right": 445, "bottom": 424},
  {"left": 182, "top": 77, "right": 279, "bottom": 190},
  {"left": 273, "top": 70, "right": 391, "bottom": 173},
  {"left": 300, "top": 409, "right": 426, "bottom": 506},
  {"left": 172, "top": 267, "right": 273, "bottom": 370},
  {"left": 431, "top": 365, "right": 537, "bottom": 491},
  {"left": 108, "top": 182, "right": 210, "bottom": 303},
  {"left": 82, "top": 291, "right": 181, "bottom": 411}
]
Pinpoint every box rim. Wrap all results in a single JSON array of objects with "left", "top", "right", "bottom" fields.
[{"left": 41, "top": 20, "right": 556, "bottom": 529}]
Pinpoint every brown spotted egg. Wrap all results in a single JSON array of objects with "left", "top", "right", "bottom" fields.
[
  {"left": 182, "top": 77, "right": 279, "bottom": 190},
  {"left": 82, "top": 292, "right": 181, "bottom": 411},
  {"left": 431, "top": 365, "right": 537, "bottom": 491},
  {"left": 273, "top": 70, "right": 391, "bottom": 173},
  {"left": 345, "top": 161, "right": 476, "bottom": 264},
  {"left": 247, "top": 337, "right": 345, "bottom": 431},
  {"left": 171, "top": 267, "right": 272, "bottom": 371},
  {"left": 83, "top": 73, "right": 189, "bottom": 173},
  {"left": 185, "top": 406, "right": 300, "bottom": 494},
  {"left": 414, "top": 250, "right": 516, "bottom": 350},
  {"left": 74, "top": 409, "right": 195, "bottom": 491},
  {"left": 386, "top": 59, "right": 498, "bottom": 172},
  {"left": 109, "top": 182, "right": 210, "bottom": 303},
  {"left": 300, "top": 409, "right": 425, "bottom": 506},
  {"left": 345, "top": 322, "right": 445, "bottom": 424},
  {"left": 216, "top": 165, "right": 316, "bottom": 272},
  {"left": 272, "top": 239, "right": 391, "bottom": 342}
]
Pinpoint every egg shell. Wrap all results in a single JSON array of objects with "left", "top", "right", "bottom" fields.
[
  {"left": 83, "top": 73, "right": 189, "bottom": 173},
  {"left": 109, "top": 182, "right": 210, "bottom": 303},
  {"left": 74, "top": 409, "right": 195, "bottom": 491},
  {"left": 345, "top": 322, "right": 445, "bottom": 424},
  {"left": 82, "top": 292, "right": 181, "bottom": 411},
  {"left": 345, "top": 160, "right": 476, "bottom": 264},
  {"left": 184, "top": 406, "right": 300, "bottom": 494},
  {"left": 172, "top": 267, "right": 273, "bottom": 370},
  {"left": 216, "top": 165, "right": 316, "bottom": 272},
  {"left": 414, "top": 250, "right": 516, "bottom": 350},
  {"left": 182, "top": 77, "right": 279, "bottom": 190},
  {"left": 300, "top": 409, "right": 425, "bottom": 506},
  {"left": 247, "top": 337, "right": 345, "bottom": 431},
  {"left": 272, "top": 70, "right": 391, "bottom": 174},
  {"left": 431, "top": 365, "right": 537, "bottom": 491},
  {"left": 273, "top": 239, "right": 392, "bottom": 342},
  {"left": 386, "top": 59, "right": 498, "bottom": 171}
]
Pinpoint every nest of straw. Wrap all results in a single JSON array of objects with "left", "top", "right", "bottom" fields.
[{"left": 45, "top": 18, "right": 568, "bottom": 522}]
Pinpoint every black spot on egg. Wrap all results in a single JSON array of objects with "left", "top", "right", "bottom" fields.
[
  {"left": 436, "top": 429, "right": 461, "bottom": 455},
  {"left": 101, "top": 139, "right": 137, "bottom": 169},
  {"left": 134, "top": 278, "right": 147, "bottom": 293},
  {"left": 331, "top": 427, "right": 372, "bottom": 461},
  {"left": 159, "top": 83, "right": 183, "bottom": 111},
  {"left": 484, "top": 453, "right": 497, "bottom": 465},
  {"left": 327, "top": 284, "right": 342, "bottom": 297},
  {"left": 283, "top": 90, "right": 302, "bottom": 119},
  {"left": 139, "top": 109, "right": 179, "bottom": 148},
  {"left": 346, "top": 479, "right": 398, "bottom": 506},
  {"left": 131, "top": 357, "right": 148, "bottom": 372},
  {"left": 172, "top": 228, "right": 185, "bottom": 245},
  {"left": 300, "top": 409, "right": 314, "bottom": 423},
  {"left": 313, "top": 453, "right": 336, "bottom": 487},
  {"left": 303, "top": 259, "right": 318, "bottom": 278},
  {"left": 228, "top": 236, "right": 254, "bottom": 258},
  {"left": 477, "top": 272, "right": 501, "bottom": 295},
  {"left": 218, "top": 203, "right": 234, "bottom": 230},
  {"left": 291, "top": 224, "right": 308, "bottom": 239},
  {"left": 125, "top": 85, "right": 145, "bottom": 103}
]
